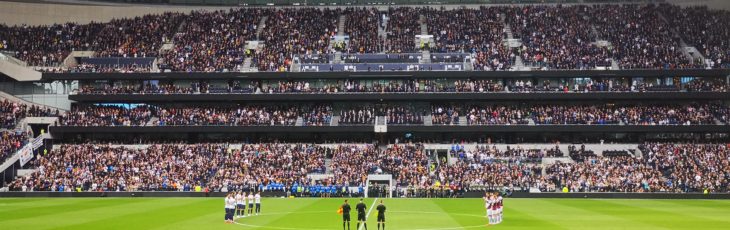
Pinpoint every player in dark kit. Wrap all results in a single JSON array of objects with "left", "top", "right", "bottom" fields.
[
  {"left": 376, "top": 200, "right": 386, "bottom": 230},
  {"left": 342, "top": 199, "right": 352, "bottom": 230},
  {"left": 356, "top": 199, "right": 368, "bottom": 230}
]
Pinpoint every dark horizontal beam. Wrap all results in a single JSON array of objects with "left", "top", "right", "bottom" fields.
[
  {"left": 51, "top": 125, "right": 730, "bottom": 134},
  {"left": 68, "top": 92, "right": 730, "bottom": 103},
  {"left": 43, "top": 69, "right": 730, "bottom": 81}
]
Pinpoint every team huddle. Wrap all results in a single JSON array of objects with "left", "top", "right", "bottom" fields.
[
  {"left": 223, "top": 192, "right": 261, "bottom": 224},
  {"left": 485, "top": 192, "right": 504, "bottom": 225}
]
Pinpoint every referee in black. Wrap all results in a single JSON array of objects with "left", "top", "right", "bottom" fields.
[
  {"left": 356, "top": 199, "right": 368, "bottom": 230},
  {"left": 376, "top": 200, "right": 386, "bottom": 230},
  {"left": 342, "top": 199, "right": 351, "bottom": 230}
]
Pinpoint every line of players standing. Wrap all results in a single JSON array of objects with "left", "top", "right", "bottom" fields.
[
  {"left": 224, "top": 192, "right": 261, "bottom": 224},
  {"left": 485, "top": 192, "right": 503, "bottom": 225},
  {"left": 341, "top": 199, "right": 387, "bottom": 230}
]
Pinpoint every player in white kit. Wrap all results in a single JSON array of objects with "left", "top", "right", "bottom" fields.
[
  {"left": 225, "top": 193, "right": 236, "bottom": 224},
  {"left": 247, "top": 193, "right": 255, "bottom": 216},
  {"left": 254, "top": 192, "right": 261, "bottom": 215},
  {"left": 235, "top": 192, "right": 245, "bottom": 218}
]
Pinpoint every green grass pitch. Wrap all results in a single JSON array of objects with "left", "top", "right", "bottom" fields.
[{"left": 1, "top": 197, "right": 730, "bottom": 230}]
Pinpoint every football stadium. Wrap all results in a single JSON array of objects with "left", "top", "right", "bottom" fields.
[{"left": 1, "top": 0, "right": 730, "bottom": 229}]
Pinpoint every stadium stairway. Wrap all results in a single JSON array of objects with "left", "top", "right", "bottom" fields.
[
  {"left": 255, "top": 16, "right": 268, "bottom": 40},
  {"left": 145, "top": 117, "right": 159, "bottom": 126},
  {"left": 376, "top": 116, "right": 387, "bottom": 126},
  {"left": 419, "top": 14, "right": 428, "bottom": 35},
  {"left": 296, "top": 117, "right": 304, "bottom": 126},
  {"left": 657, "top": 11, "right": 707, "bottom": 64},
  {"left": 590, "top": 25, "right": 601, "bottom": 40},
  {"left": 610, "top": 58, "right": 620, "bottom": 70},
  {"left": 420, "top": 50, "right": 431, "bottom": 64},
  {"left": 241, "top": 58, "right": 255, "bottom": 72},
  {"left": 458, "top": 116, "right": 467, "bottom": 126},
  {"left": 324, "top": 159, "right": 333, "bottom": 173},
  {"left": 330, "top": 116, "right": 340, "bottom": 126},
  {"left": 0, "top": 133, "right": 51, "bottom": 181},
  {"left": 0, "top": 53, "right": 41, "bottom": 82},
  {"left": 378, "top": 15, "right": 388, "bottom": 45},
  {"left": 500, "top": 14, "right": 514, "bottom": 40},
  {"left": 337, "top": 14, "right": 346, "bottom": 36},
  {"left": 423, "top": 115, "right": 432, "bottom": 126},
  {"left": 514, "top": 56, "right": 526, "bottom": 70},
  {"left": 155, "top": 19, "right": 186, "bottom": 68},
  {"left": 714, "top": 118, "right": 725, "bottom": 125},
  {"left": 526, "top": 118, "right": 535, "bottom": 125}
]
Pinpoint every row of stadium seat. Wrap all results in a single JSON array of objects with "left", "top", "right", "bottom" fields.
[
  {"left": 58, "top": 103, "right": 730, "bottom": 126},
  {"left": 74, "top": 78, "right": 728, "bottom": 95},
  {"left": 5, "top": 4, "right": 730, "bottom": 72},
  {"left": 9, "top": 143, "right": 728, "bottom": 193}
]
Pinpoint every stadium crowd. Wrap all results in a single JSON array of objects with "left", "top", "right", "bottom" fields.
[
  {"left": 425, "top": 7, "right": 503, "bottom": 53},
  {"left": 5, "top": 5, "right": 730, "bottom": 72},
  {"left": 384, "top": 7, "right": 420, "bottom": 54},
  {"left": 0, "top": 13, "right": 184, "bottom": 66},
  {"left": 507, "top": 6, "right": 611, "bottom": 70},
  {"left": 329, "top": 144, "right": 379, "bottom": 187},
  {"left": 159, "top": 9, "right": 267, "bottom": 72},
  {"left": 1, "top": 99, "right": 30, "bottom": 129},
  {"left": 256, "top": 8, "right": 339, "bottom": 71},
  {"left": 56, "top": 102, "right": 730, "bottom": 127},
  {"left": 433, "top": 144, "right": 547, "bottom": 193},
  {"left": 210, "top": 144, "right": 328, "bottom": 193},
  {"left": 1, "top": 99, "right": 59, "bottom": 129},
  {"left": 381, "top": 105, "right": 424, "bottom": 125},
  {"left": 8, "top": 142, "right": 730, "bottom": 194},
  {"left": 659, "top": 4, "right": 730, "bottom": 69},
  {"left": 154, "top": 105, "right": 299, "bottom": 126},
  {"left": 59, "top": 105, "right": 153, "bottom": 126},
  {"left": 454, "top": 103, "right": 727, "bottom": 125},
  {"left": 344, "top": 8, "right": 381, "bottom": 53},
  {"left": 541, "top": 143, "right": 729, "bottom": 193},
  {"left": 591, "top": 4, "right": 702, "bottom": 69},
  {"left": 339, "top": 106, "right": 375, "bottom": 125},
  {"left": 0, "top": 131, "right": 28, "bottom": 164},
  {"left": 74, "top": 78, "right": 727, "bottom": 95}
]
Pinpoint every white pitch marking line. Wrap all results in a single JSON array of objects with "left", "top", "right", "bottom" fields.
[
  {"left": 359, "top": 198, "right": 378, "bottom": 230},
  {"left": 232, "top": 209, "right": 489, "bottom": 230}
]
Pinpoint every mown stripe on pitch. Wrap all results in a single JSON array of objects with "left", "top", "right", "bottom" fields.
[
  {"left": 47, "top": 198, "right": 210, "bottom": 230},
  {"left": 431, "top": 198, "right": 485, "bottom": 228},
  {"left": 499, "top": 199, "right": 571, "bottom": 229},
  {"left": 655, "top": 199, "right": 730, "bottom": 210},
  {"left": 232, "top": 197, "right": 324, "bottom": 229},
  {"left": 597, "top": 199, "right": 730, "bottom": 227},
  {"left": 0, "top": 198, "right": 148, "bottom": 222},
  {"left": 537, "top": 199, "right": 666, "bottom": 230},
  {"left": 0, "top": 198, "right": 122, "bottom": 212},
  {"left": 0, "top": 198, "right": 58, "bottom": 205},
  {"left": 499, "top": 204, "right": 568, "bottom": 229},
  {"left": 140, "top": 199, "right": 245, "bottom": 229},
  {"left": 383, "top": 198, "right": 465, "bottom": 229}
]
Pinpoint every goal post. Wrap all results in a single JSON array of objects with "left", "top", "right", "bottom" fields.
[{"left": 366, "top": 174, "right": 393, "bottom": 198}]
